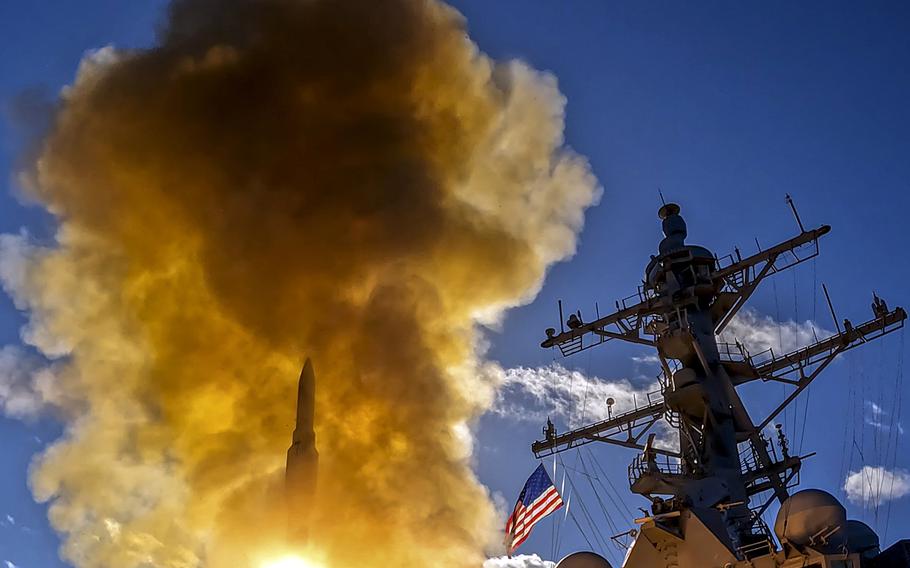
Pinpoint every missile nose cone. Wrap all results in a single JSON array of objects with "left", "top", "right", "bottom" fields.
[
  {"left": 293, "top": 358, "right": 316, "bottom": 443},
  {"left": 301, "top": 357, "right": 314, "bottom": 380}
]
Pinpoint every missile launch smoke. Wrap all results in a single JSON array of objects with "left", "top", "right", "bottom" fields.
[{"left": 2, "top": 0, "right": 599, "bottom": 566}]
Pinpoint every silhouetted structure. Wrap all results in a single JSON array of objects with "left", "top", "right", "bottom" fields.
[
  {"left": 286, "top": 358, "right": 318, "bottom": 546},
  {"left": 536, "top": 202, "right": 906, "bottom": 567}
]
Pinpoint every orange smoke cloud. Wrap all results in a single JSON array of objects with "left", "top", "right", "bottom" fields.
[{"left": 2, "top": 0, "right": 599, "bottom": 566}]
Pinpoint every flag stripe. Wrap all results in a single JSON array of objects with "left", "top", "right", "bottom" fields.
[
  {"left": 514, "top": 495, "right": 563, "bottom": 535},
  {"left": 512, "top": 486, "right": 559, "bottom": 523},
  {"left": 504, "top": 464, "right": 564, "bottom": 555},
  {"left": 512, "top": 495, "right": 563, "bottom": 541},
  {"left": 511, "top": 497, "right": 562, "bottom": 555},
  {"left": 512, "top": 489, "right": 561, "bottom": 533}
]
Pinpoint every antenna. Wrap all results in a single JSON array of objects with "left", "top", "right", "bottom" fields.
[
  {"left": 786, "top": 193, "right": 806, "bottom": 233},
  {"left": 822, "top": 283, "right": 842, "bottom": 333},
  {"left": 658, "top": 188, "right": 666, "bottom": 206}
]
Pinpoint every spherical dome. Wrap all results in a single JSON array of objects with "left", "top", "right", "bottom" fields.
[
  {"left": 774, "top": 489, "right": 847, "bottom": 552},
  {"left": 845, "top": 520, "right": 880, "bottom": 558},
  {"left": 555, "top": 551, "right": 613, "bottom": 568}
]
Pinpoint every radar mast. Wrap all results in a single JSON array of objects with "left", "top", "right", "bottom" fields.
[{"left": 535, "top": 201, "right": 906, "bottom": 563}]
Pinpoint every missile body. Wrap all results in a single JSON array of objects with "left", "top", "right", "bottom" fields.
[{"left": 286, "top": 358, "right": 318, "bottom": 546}]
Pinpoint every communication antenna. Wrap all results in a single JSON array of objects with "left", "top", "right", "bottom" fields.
[
  {"left": 786, "top": 193, "right": 807, "bottom": 233},
  {"left": 822, "top": 283, "right": 842, "bottom": 333}
]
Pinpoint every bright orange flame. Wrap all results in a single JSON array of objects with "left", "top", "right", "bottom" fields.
[{"left": 260, "top": 555, "right": 322, "bottom": 568}]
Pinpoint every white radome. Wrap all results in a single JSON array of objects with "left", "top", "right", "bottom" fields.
[{"left": 555, "top": 551, "right": 614, "bottom": 568}]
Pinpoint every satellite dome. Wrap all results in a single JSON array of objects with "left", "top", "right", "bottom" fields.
[
  {"left": 845, "top": 520, "right": 880, "bottom": 558},
  {"left": 774, "top": 489, "right": 847, "bottom": 552},
  {"left": 555, "top": 551, "right": 613, "bottom": 568}
]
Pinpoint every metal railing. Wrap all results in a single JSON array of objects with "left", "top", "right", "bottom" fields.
[
  {"left": 737, "top": 514, "right": 777, "bottom": 559},
  {"left": 628, "top": 453, "right": 684, "bottom": 487}
]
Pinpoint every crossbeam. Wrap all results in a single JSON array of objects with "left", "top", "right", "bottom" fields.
[
  {"left": 712, "top": 224, "right": 829, "bottom": 334},
  {"left": 725, "top": 306, "right": 907, "bottom": 386},
  {"left": 540, "top": 296, "right": 660, "bottom": 356},
  {"left": 532, "top": 307, "right": 906, "bottom": 459},
  {"left": 541, "top": 225, "right": 831, "bottom": 357},
  {"left": 531, "top": 399, "right": 671, "bottom": 458}
]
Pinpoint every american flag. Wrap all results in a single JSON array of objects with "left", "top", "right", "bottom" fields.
[{"left": 505, "top": 464, "right": 564, "bottom": 555}]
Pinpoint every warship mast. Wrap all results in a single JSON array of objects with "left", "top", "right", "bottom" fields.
[{"left": 535, "top": 201, "right": 906, "bottom": 566}]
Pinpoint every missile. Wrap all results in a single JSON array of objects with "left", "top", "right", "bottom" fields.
[{"left": 286, "top": 358, "right": 318, "bottom": 546}]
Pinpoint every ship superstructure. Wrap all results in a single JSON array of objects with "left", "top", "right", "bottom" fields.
[{"left": 535, "top": 202, "right": 908, "bottom": 567}]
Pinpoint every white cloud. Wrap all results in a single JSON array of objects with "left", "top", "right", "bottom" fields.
[
  {"left": 4, "top": 515, "right": 14, "bottom": 526},
  {"left": 721, "top": 308, "right": 829, "bottom": 356},
  {"left": 0, "top": 231, "right": 32, "bottom": 311},
  {"left": 0, "top": 345, "right": 62, "bottom": 420},
  {"left": 484, "top": 554, "right": 555, "bottom": 568},
  {"left": 844, "top": 466, "right": 910, "bottom": 507},
  {"left": 489, "top": 310, "right": 829, "bottom": 457},
  {"left": 491, "top": 364, "right": 677, "bottom": 451},
  {"left": 5, "top": 560, "right": 19, "bottom": 568},
  {"left": 630, "top": 354, "right": 659, "bottom": 366},
  {"left": 493, "top": 311, "right": 826, "bottom": 429},
  {"left": 492, "top": 363, "right": 661, "bottom": 428}
]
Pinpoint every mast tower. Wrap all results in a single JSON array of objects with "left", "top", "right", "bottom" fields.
[{"left": 536, "top": 202, "right": 906, "bottom": 565}]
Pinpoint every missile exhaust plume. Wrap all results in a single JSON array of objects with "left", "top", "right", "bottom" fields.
[{"left": 2, "top": 0, "right": 600, "bottom": 566}]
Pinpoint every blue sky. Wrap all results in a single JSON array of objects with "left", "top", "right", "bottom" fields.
[{"left": 1, "top": 1, "right": 909, "bottom": 566}]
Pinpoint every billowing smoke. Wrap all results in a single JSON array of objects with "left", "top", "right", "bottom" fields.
[{"left": 2, "top": 0, "right": 599, "bottom": 566}]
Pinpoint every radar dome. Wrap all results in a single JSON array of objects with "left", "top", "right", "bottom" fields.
[
  {"left": 845, "top": 520, "right": 880, "bottom": 558},
  {"left": 774, "top": 489, "right": 847, "bottom": 552},
  {"left": 555, "top": 551, "right": 613, "bottom": 568}
]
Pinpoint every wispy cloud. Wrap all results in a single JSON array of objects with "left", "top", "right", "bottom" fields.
[
  {"left": 5, "top": 560, "right": 20, "bottom": 568},
  {"left": 721, "top": 308, "right": 829, "bottom": 355},
  {"left": 864, "top": 401, "right": 904, "bottom": 434},
  {"left": 489, "top": 309, "right": 826, "bottom": 458},
  {"left": 630, "top": 354, "right": 660, "bottom": 366},
  {"left": 844, "top": 466, "right": 910, "bottom": 507},
  {"left": 492, "top": 363, "right": 661, "bottom": 427},
  {"left": 484, "top": 554, "right": 555, "bottom": 568},
  {"left": 491, "top": 363, "right": 677, "bottom": 450},
  {"left": 492, "top": 310, "right": 823, "bottom": 425}
]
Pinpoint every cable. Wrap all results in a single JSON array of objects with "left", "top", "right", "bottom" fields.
[
  {"left": 563, "top": 494, "right": 596, "bottom": 553},
  {"left": 792, "top": 266, "right": 802, "bottom": 441},
  {"left": 579, "top": 374, "right": 591, "bottom": 428},
  {"left": 577, "top": 452, "right": 621, "bottom": 537},
  {"left": 883, "top": 327, "right": 905, "bottom": 542},
  {"left": 798, "top": 257, "right": 818, "bottom": 455},
  {"left": 562, "top": 465, "right": 612, "bottom": 560},
  {"left": 839, "top": 353, "right": 855, "bottom": 502},
  {"left": 554, "top": 460, "right": 571, "bottom": 557},
  {"left": 551, "top": 456, "right": 559, "bottom": 560},
  {"left": 873, "top": 338, "right": 890, "bottom": 526},
  {"left": 587, "top": 448, "right": 635, "bottom": 519},
  {"left": 772, "top": 278, "right": 790, "bottom": 439}
]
